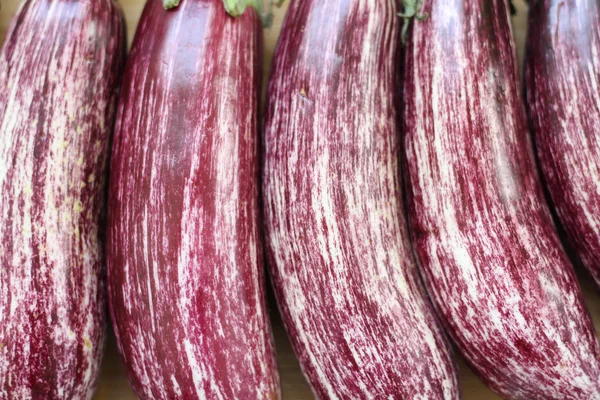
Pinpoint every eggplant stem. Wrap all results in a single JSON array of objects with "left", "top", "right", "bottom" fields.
[
  {"left": 163, "top": 0, "right": 181, "bottom": 10},
  {"left": 222, "top": 0, "right": 284, "bottom": 27},
  {"left": 399, "top": 0, "right": 427, "bottom": 44},
  {"left": 222, "top": 0, "right": 261, "bottom": 16}
]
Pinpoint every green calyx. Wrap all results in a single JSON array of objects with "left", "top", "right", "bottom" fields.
[
  {"left": 164, "top": 0, "right": 181, "bottom": 10},
  {"left": 222, "top": 0, "right": 262, "bottom": 17},
  {"left": 398, "top": 0, "right": 428, "bottom": 44},
  {"left": 222, "top": 0, "right": 284, "bottom": 27}
]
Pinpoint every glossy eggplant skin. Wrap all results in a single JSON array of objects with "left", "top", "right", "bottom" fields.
[
  {"left": 262, "top": 1, "right": 460, "bottom": 399},
  {"left": 403, "top": 0, "right": 600, "bottom": 399},
  {"left": 0, "top": 0, "right": 126, "bottom": 398},
  {"left": 106, "top": 0, "right": 280, "bottom": 399},
  {"left": 525, "top": 0, "right": 600, "bottom": 287}
]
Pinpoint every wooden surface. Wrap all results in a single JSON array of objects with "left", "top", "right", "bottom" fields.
[{"left": 1, "top": 0, "right": 599, "bottom": 399}]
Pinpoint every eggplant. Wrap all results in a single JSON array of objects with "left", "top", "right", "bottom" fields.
[
  {"left": 261, "top": 0, "right": 460, "bottom": 398},
  {"left": 105, "top": 0, "right": 280, "bottom": 399},
  {"left": 525, "top": 0, "right": 600, "bottom": 287},
  {"left": 402, "top": 0, "right": 600, "bottom": 398},
  {"left": 0, "top": 0, "right": 126, "bottom": 398}
]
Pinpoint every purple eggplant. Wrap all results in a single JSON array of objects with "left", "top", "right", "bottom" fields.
[
  {"left": 0, "top": 0, "right": 126, "bottom": 398},
  {"left": 105, "top": 0, "right": 280, "bottom": 399},
  {"left": 525, "top": 0, "right": 600, "bottom": 288},
  {"left": 261, "top": 0, "right": 460, "bottom": 398},
  {"left": 402, "top": 0, "right": 600, "bottom": 398}
]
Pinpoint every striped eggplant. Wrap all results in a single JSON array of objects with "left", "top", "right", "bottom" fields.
[
  {"left": 525, "top": 0, "right": 600, "bottom": 287},
  {"left": 106, "top": 0, "right": 280, "bottom": 399},
  {"left": 262, "top": 0, "right": 460, "bottom": 398},
  {"left": 403, "top": 0, "right": 600, "bottom": 398},
  {"left": 0, "top": 0, "right": 125, "bottom": 398}
]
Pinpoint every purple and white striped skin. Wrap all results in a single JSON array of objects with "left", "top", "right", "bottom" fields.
[
  {"left": 106, "top": 0, "right": 280, "bottom": 399},
  {"left": 525, "top": 0, "right": 600, "bottom": 287},
  {"left": 262, "top": 1, "right": 460, "bottom": 398},
  {"left": 403, "top": 0, "right": 600, "bottom": 398},
  {"left": 0, "top": 0, "right": 125, "bottom": 398}
]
